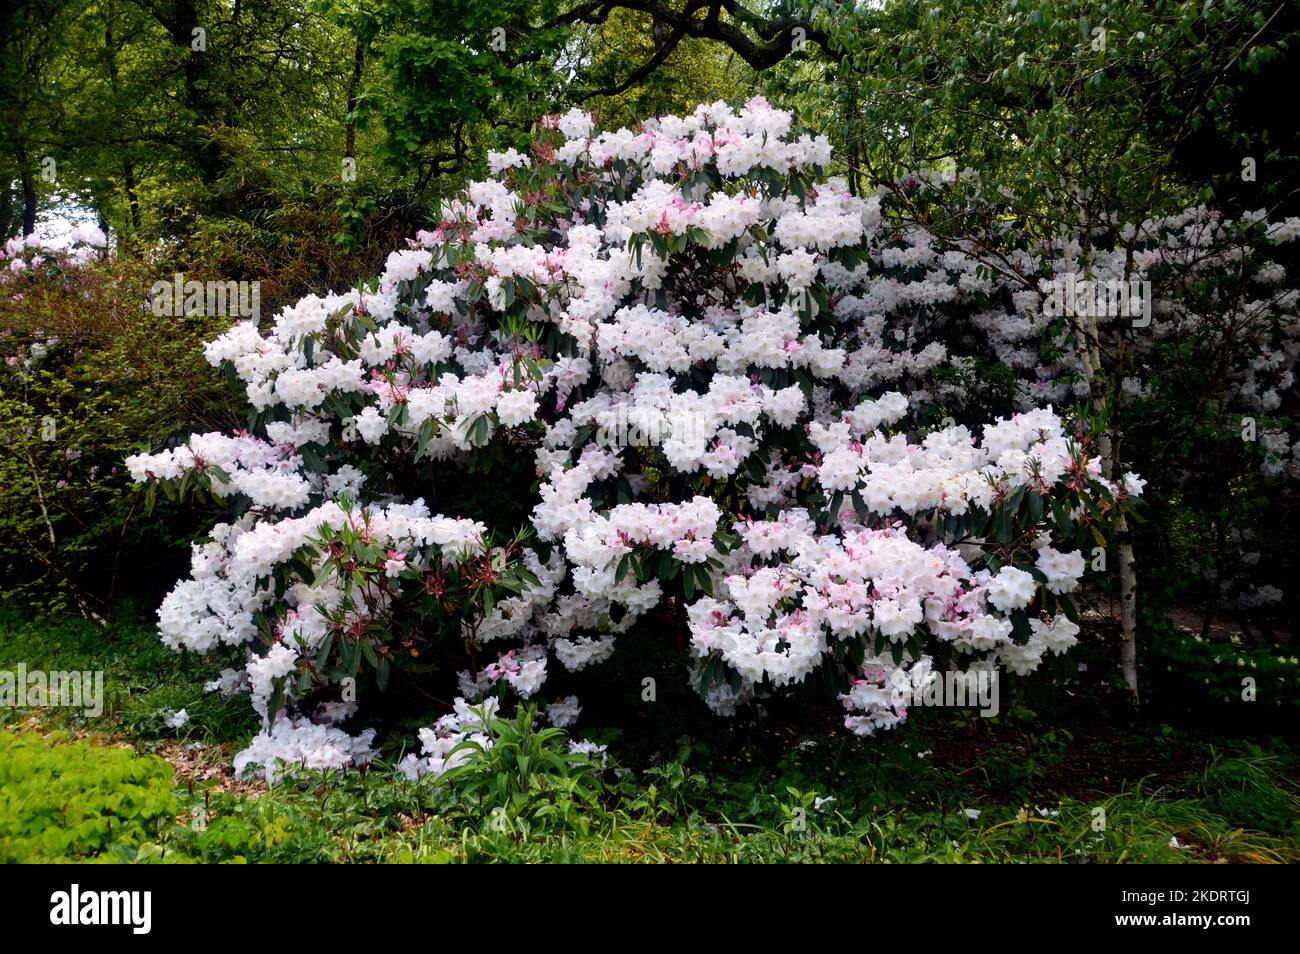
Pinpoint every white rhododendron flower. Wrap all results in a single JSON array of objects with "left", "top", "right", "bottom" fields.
[{"left": 234, "top": 719, "right": 377, "bottom": 783}]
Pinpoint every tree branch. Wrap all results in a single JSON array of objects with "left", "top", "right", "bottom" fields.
[{"left": 557, "top": 0, "right": 834, "bottom": 71}]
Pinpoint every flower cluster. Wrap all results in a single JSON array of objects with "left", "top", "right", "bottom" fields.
[{"left": 1, "top": 224, "right": 107, "bottom": 279}]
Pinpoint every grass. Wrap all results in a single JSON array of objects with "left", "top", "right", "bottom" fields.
[
  {"left": 0, "top": 601, "right": 258, "bottom": 749},
  {"left": 26, "top": 738, "right": 1290, "bottom": 863},
  {"left": 1, "top": 602, "right": 1297, "bottom": 863}
]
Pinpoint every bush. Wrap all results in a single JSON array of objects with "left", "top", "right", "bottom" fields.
[
  {"left": 1153, "top": 631, "right": 1300, "bottom": 705},
  {"left": 130, "top": 100, "right": 1135, "bottom": 776},
  {"left": 0, "top": 730, "right": 181, "bottom": 862},
  {"left": 0, "top": 241, "right": 234, "bottom": 619},
  {"left": 171, "top": 182, "right": 427, "bottom": 311},
  {"left": 435, "top": 704, "right": 605, "bottom": 826}
]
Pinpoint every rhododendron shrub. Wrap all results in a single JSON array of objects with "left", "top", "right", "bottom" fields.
[
  {"left": 1, "top": 226, "right": 108, "bottom": 277},
  {"left": 129, "top": 100, "right": 1137, "bottom": 774}
]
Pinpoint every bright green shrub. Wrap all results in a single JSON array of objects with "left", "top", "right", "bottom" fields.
[{"left": 0, "top": 730, "right": 180, "bottom": 861}]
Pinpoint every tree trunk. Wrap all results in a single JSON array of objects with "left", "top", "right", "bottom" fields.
[
  {"left": 124, "top": 159, "right": 141, "bottom": 235},
  {"left": 107, "top": 3, "right": 142, "bottom": 242},
  {"left": 1098, "top": 431, "right": 1141, "bottom": 708},
  {"left": 16, "top": 142, "right": 37, "bottom": 236},
  {"left": 21, "top": 172, "right": 37, "bottom": 237},
  {"left": 1116, "top": 514, "right": 1139, "bottom": 707},
  {"left": 345, "top": 36, "right": 365, "bottom": 161},
  {"left": 1073, "top": 200, "right": 1141, "bottom": 710},
  {"left": 156, "top": 0, "right": 226, "bottom": 187}
]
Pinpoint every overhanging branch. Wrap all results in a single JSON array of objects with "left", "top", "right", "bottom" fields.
[{"left": 557, "top": 0, "right": 835, "bottom": 72}]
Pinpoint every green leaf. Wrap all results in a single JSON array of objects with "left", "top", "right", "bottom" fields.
[{"left": 615, "top": 551, "right": 633, "bottom": 584}]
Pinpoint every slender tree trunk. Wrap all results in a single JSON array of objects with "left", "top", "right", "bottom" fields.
[
  {"left": 345, "top": 36, "right": 365, "bottom": 160},
  {"left": 1097, "top": 390, "right": 1140, "bottom": 707},
  {"left": 124, "top": 160, "right": 141, "bottom": 234},
  {"left": 1072, "top": 181, "right": 1141, "bottom": 709},
  {"left": 1112, "top": 253, "right": 1141, "bottom": 709},
  {"left": 16, "top": 141, "right": 37, "bottom": 236},
  {"left": 1117, "top": 515, "right": 1139, "bottom": 705},
  {"left": 21, "top": 172, "right": 37, "bottom": 237},
  {"left": 107, "top": 3, "right": 141, "bottom": 242}
]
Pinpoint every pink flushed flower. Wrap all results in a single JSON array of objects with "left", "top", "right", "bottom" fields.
[
  {"left": 673, "top": 532, "right": 712, "bottom": 563},
  {"left": 383, "top": 550, "right": 407, "bottom": 578},
  {"left": 610, "top": 529, "right": 634, "bottom": 557},
  {"left": 484, "top": 651, "right": 521, "bottom": 682}
]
